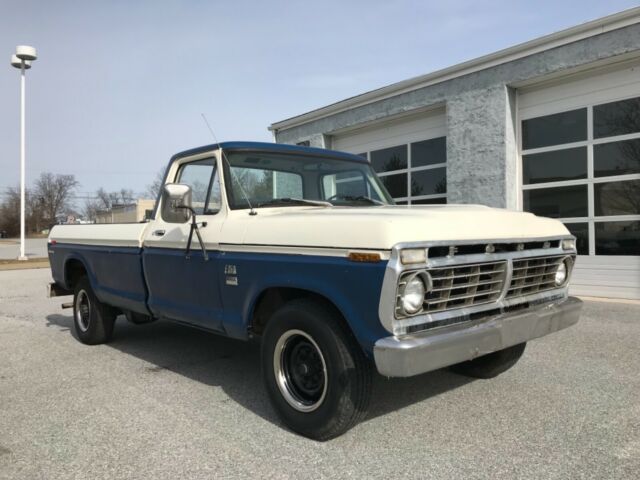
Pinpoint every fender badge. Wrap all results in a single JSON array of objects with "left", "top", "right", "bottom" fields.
[{"left": 226, "top": 276, "right": 238, "bottom": 286}]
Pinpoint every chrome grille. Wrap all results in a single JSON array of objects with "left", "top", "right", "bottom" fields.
[
  {"left": 506, "top": 255, "right": 565, "bottom": 298},
  {"left": 397, "top": 261, "right": 507, "bottom": 316}
]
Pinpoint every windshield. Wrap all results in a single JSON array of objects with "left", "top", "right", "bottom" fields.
[{"left": 223, "top": 151, "right": 394, "bottom": 209}]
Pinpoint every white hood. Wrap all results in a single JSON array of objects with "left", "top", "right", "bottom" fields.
[{"left": 222, "top": 204, "right": 569, "bottom": 250}]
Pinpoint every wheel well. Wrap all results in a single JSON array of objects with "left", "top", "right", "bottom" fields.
[
  {"left": 250, "top": 287, "right": 348, "bottom": 337},
  {"left": 65, "top": 259, "right": 88, "bottom": 290}
]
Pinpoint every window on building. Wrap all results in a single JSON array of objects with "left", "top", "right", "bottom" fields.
[
  {"left": 522, "top": 108, "right": 587, "bottom": 149},
  {"left": 521, "top": 95, "right": 640, "bottom": 256},
  {"left": 321, "top": 171, "right": 368, "bottom": 198},
  {"left": 365, "top": 136, "right": 447, "bottom": 204}
]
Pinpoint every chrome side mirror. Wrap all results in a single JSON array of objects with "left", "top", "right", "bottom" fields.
[{"left": 161, "top": 183, "right": 192, "bottom": 223}]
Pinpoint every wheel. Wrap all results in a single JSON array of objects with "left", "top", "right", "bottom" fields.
[
  {"left": 261, "top": 298, "right": 372, "bottom": 441},
  {"left": 73, "top": 276, "right": 116, "bottom": 345},
  {"left": 450, "top": 342, "right": 527, "bottom": 379}
]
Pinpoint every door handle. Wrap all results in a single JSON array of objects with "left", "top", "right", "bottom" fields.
[{"left": 152, "top": 230, "right": 166, "bottom": 237}]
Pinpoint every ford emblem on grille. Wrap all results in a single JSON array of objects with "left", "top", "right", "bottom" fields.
[{"left": 486, "top": 243, "right": 495, "bottom": 253}]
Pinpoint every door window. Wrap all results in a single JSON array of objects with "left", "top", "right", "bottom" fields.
[{"left": 176, "top": 158, "right": 221, "bottom": 214}]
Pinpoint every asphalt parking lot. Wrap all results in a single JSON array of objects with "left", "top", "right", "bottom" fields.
[{"left": 1, "top": 268, "right": 638, "bottom": 479}]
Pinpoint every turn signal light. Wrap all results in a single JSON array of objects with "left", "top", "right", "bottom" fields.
[{"left": 348, "top": 252, "right": 381, "bottom": 263}]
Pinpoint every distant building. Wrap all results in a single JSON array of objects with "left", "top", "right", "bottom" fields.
[{"left": 95, "top": 199, "right": 155, "bottom": 224}]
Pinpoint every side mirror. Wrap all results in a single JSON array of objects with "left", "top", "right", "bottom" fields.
[{"left": 161, "top": 183, "right": 192, "bottom": 223}]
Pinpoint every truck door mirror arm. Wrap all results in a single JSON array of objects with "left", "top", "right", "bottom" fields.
[{"left": 175, "top": 205, "right": 209, "bottom": 261}]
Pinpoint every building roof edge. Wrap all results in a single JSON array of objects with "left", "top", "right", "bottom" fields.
[{"left": 269, "top": 7, "right": 640, "bottom": 132}]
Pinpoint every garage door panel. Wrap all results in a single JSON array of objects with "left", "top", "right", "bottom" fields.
[
  {"left": 519, "top": 62, "right": 640, "bottom": 120},
  {"left": 574, "top": 255, "right": 640, "bottom": 269},
  {"left": 333, "top": 109, "right": 446, "bottom": 153},
  {"left": 520, "top": 63, "right": 640, "bottom": 300},
  {"left": 331, "top": 109, "right": 448, "bottom": 205},
  {"left": 572, "top": 274, "right": 639, "bottom": 287},
  {"left": 570, "top": 284, "right": 640, "bottom": 299}
]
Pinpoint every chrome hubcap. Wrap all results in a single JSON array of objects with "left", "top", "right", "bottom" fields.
[
  {"left": 274, "top": 329, "right": 327, "bottom": 412},
  {"left": 75, "top": 290, "right": 91, "bottom": 332}
]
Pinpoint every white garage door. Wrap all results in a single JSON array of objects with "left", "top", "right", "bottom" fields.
[
  {"left": 518, "top": 61, "right": 640, "bottom": 299},
  {"left": 332, "top": 108, "right": 447, "bottom": 204}
]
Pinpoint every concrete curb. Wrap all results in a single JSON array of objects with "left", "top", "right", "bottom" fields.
[{"left": 578, "top": 295, "right": 640, "bottom": 306}]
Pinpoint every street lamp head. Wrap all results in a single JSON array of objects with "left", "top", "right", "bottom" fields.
[
  {"left": 10, "top": 54, "right": 31, "bottom": 69},
  {"left": 15, "top": 45, "right": 37, "bottom": 61}
]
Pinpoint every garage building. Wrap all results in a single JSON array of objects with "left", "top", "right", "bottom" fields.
[{"left": 269, "top": 8, "right": 640, "bottom": 300}]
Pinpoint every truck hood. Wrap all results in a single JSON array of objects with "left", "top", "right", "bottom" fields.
[{"left": 223, "top": 204, "right": 569, "bottom": 250}]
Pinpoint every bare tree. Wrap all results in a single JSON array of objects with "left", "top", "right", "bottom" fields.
[
  {"left": 32, "top": 173, "right": 79, "bottom": 227},
  {"left": 113, "top": 188, "right": 134, "bottom": 205},
  {"left": 145, "top": 168, "right": 165, "bottom": 200},
  {"left": 94, "top": 188, "right": 112, "bottom": 210},
  {"left": 82, "top": 187, "right": 136, "bottom": 222},
  {"left": 83, "top": 197, "right": 102, "bottom": 222},
  {"left": 1, "top": 173, "right": 78, "bottom": 234},
  {"left": 0, "top": 187, "right": 22, "bottom": 236},
  {"left": 94, "top": 187, "right": 135, "bottom": 210}
]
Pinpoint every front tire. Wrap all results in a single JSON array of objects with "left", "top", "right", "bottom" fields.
[
  {"left": 261, "top": 299, "right": 372, "bottom": 441},
  {"left": 450, "top": 342, "right": 527, "bottom": 379},
  {"left": 73, "top": 276, "right": 116, "bottom": 345}
]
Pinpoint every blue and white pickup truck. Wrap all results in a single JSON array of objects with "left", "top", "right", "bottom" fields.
[{"left": 48, "top": 142, "right": 582, "bottom": 440}]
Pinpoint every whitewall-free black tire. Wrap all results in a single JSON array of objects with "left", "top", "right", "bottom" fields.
[
  {"left": 73, "top": 276, "right": 116, "bottom": 345},
  {"left": 261, "top": 298, "right": 372, "bottom": 441}
]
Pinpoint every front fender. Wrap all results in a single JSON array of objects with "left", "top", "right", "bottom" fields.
[{"left": 217, "top": 251, "right": 389, "bottom": 355}]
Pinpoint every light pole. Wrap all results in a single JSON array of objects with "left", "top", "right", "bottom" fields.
[{"left": 10, "top": 45, "right": 37, "bottom": 261}]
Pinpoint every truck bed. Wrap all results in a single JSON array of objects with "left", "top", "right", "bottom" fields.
[{"left": 48, "top": 223, "right": 151, "bottom": 315}]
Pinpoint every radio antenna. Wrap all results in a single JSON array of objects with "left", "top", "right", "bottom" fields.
[{"left": 200, "top": 113, "right": 256, "bottom": 216}]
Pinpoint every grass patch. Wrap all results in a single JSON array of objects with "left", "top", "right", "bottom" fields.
[{"left": 0, "top": 257, "right": 50, "bottom": 270}]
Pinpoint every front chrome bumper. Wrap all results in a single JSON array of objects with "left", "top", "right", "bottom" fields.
[{"left": 373, "top": 296, "right": 582, "bottom": 377}]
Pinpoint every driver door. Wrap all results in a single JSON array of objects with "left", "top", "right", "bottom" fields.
[{"left": 142, "top": 156, "right": 226, "bottom": 331}]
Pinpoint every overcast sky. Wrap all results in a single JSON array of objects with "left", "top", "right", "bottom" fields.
[{"left": 1, "top": 0, "right": 638, "bottom": 203}]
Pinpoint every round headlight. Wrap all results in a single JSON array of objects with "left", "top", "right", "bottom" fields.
[
  {"left": 554, "top": 258, "right": 571, "bottom": 286},
  {"left": 402, "top": 274, "right": 426, "bottom": 315}
]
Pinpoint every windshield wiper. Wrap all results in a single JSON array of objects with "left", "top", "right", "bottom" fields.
[
  {"left": 257, "top": 198, "right": 333, "bottom": 208},
  {"left": 330, "top": 195, "right": 384, "bottom": 205}
]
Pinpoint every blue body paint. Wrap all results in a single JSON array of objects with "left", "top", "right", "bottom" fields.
[{"left": 50, "top": 243, "right": 388, "bottom": 355}]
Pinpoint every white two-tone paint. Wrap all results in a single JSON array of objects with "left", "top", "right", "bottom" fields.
[{"left": 49, "top": 204, "right": 569, "bottom": 253}]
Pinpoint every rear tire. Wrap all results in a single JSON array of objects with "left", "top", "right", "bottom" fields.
[
  {"left": 73, "top": 276, "right": 116, "bottom": 345},
  {"left": 450, "top": 342, "right": 526, "bottom": 379},
  {"left": 261, "top": 298, "right": 372, "bottom": 441}
]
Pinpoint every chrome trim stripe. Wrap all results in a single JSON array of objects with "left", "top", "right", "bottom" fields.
[{"left": 220, "top": 243, "right": 391, "bottom": 260}]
